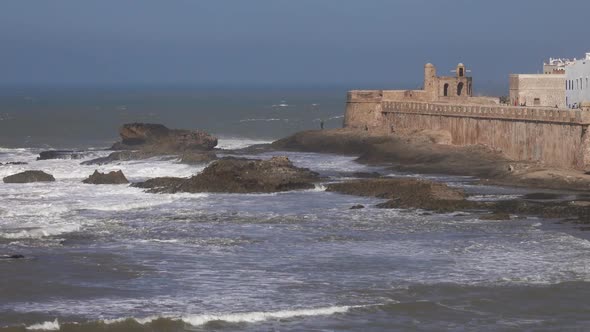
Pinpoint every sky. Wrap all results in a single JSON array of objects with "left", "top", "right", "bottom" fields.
[{"left": 1, "top": 0, "right": 589, "bottom": 94}]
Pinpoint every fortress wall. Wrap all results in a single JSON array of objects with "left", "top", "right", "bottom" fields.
[
  {"left": 380, "top": 101, "right": 590, "bottom": 169},
  {"left": 344, "top": 91, "right": 384, "bottom": 130},
  {"left": 345, "top": 95, "right": 590, "bottom": 169}
]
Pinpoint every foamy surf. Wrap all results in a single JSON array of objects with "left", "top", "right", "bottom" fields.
[
  {"left": 26, "top": 319, "right": 60, "bottom": 331},
  {"left": 104, "top": 305, "right": 363, "bottom": 327},
  {"left": 216, "top": 137, "right": 273, "bottom": 150}
]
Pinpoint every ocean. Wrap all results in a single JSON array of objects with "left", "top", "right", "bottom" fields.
[{"left": 1, "top": 87, "right": 590, "bottom": 331}]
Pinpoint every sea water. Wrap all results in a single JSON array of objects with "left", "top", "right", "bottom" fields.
[{"left": 1, "top": 88, "right": 590, "bottom": 331}]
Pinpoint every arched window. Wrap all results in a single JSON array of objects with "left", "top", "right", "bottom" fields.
[
  {"left": 443, "top": 83, "right": 449, "bottom": 97},
  {"left": 459, "top": 68, "right": 464, "bottom": 77},
  {"left": 457, "top": 82, "right": 464, "bottom": 96}
]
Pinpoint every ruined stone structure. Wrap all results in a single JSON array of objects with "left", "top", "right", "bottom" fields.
[{"left": 344, "top": 63, "right": 590, "bottom": 170}]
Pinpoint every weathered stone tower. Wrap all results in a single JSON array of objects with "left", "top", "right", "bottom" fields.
[{"left": 424, "top": 63, "right": 438, "bottom": 101}]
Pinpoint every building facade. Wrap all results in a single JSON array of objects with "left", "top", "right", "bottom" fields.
[
  {"left": 509, "top": 74, "right": 566, "bottom": 107},
  {"left": 566, "top": 53, "right": 590, "bottom": 108},
  {"left": 543, "top": 58, "right": 574, "bottom": 74}
]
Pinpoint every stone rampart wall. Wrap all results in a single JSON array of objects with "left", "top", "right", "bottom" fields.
[{"left": 345, "top": 94, "right": 590, "bottom": 169}]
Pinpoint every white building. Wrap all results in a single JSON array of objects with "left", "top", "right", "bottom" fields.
[
  {"left": 566, "top": 53, "right": 590, "bottom": 108},
  {"left": 543, "top": 57, "right": 575, "bottom": 74}
]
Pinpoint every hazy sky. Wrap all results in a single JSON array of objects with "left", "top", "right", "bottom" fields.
[{"left": 1, "top": 0, "right": 588, "bottom": 93}]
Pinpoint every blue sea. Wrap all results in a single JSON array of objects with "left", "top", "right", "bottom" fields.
[{"left": 0, "top": 87, "right": 589, "bottom": 331}]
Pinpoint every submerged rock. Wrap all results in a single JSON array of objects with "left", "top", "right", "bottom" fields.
[
  {"left": 326, "top": 178, "right": 474, "bottom": 212},
  {"left": 0, "top": 254, "right": 25, "bottom": 260},
  {"left": 0, "top": 161, "right": 28, "bottom": 166},
  {"left": 37, "top": 150, "right": 87, "bottom": 160},
  {"left": 82, "top": 170, "right": 129, "bottom": 185},
  {"left": 350, "top": 204, "right": 365, "bottom": 210},
  {"left": 3, "top": 170, "right": 55, "bottom": 183},
  {"left": 134, "top": 156, "right": 320, "bottom": 194},
  {"left": 179, "top": 151, "right": 217, "bottom": 164},
  {"left": 480, "top": 212, "right": 512, "bottom": 220}
]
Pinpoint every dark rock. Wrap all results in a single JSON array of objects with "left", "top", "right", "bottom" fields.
[
  {"left": 81, "top": 151, "right": 135, "bottom": 165},
  {"left": 350, "top": 204, "right": 365, "bottom": 209},
  {"left": 179, "top": 151, "right": 217, "bottom": 164},
  {"left": 83, "top": 123, "right": 218, "bottom": 165},
  {"left": 82, "top": 150, "right": 217, "bottom": 166},
  {"left": 37, "top": 150, "right": 86, "bottom": 160},
  {"left": 338, "top": 171, "right": 382, "bottom": 179},
  {"left": 0, "top": 254, "right": 25, "bottom": 260},
  {"left": 0, "top": 161, "right": 28, "bottom": 166},
  {"left": 82, "top": 170, "right": 129, "bottom": 185},
  {"left": 480, "top": 212, "right": 511, "bottom": 220},
  {"left": 118, "top": 123, "right": 170, "bottom": 146},
  {"left": 112, "top": 123, "right": 218, "bottom": 151},
  {"left": 352, "top": 172, "right": 382, "bottom": 178},
  {"left": 326, "top": 178, "right": 474, "bottom": 212},
  {"left": 132, "top": 177, "right": 186, "bottom": 192},
  {"left": 135, "top": 156, "right": 320, "bottom": 194},
  {"left": 3, "top": 170, "right": 55, "bottom": 183}
]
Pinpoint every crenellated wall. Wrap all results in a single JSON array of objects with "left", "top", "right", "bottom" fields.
[{"left": 345, "top": 92, "right": 590, "bottom": 170}]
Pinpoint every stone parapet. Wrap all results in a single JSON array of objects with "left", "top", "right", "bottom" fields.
[
  {"left": 347, "top": 90, "right": 383, "bottom": 102},
  {"left": 382, "top": 101, "right": 590, "bottom": 125}
]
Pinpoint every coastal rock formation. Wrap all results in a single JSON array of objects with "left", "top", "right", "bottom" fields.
[
  {"left": 82, "top": 170, "right": 129, "bottom": 185},
  {"left": 37, "top": 150, "right": 87, "bottom": 160},
  {"left": 81, "top": 150, "right": 216, "bottom": 165},
  {"left": 326, "top": 178, "right": 474, "bottom": 212},
  {"left": 134, "top": 156, "right": 320, "bottom": 194},
  {"left": 83, "top": 123, "right": 218, "bottom": 165},
  {"left": 0, "top": 162, "right": 28, "bottom": 166},
  {"left": 112, "top": 123, "right": 218, "bottom": 151},
  {"left": 0, "top": 254, "right": 25, "bottom": 260},
  {"left": 3, "top": 170, "right": 55, "bottom": 183},
  {"left": 179, "top": 151, "right": 218, "bottom": 164}
]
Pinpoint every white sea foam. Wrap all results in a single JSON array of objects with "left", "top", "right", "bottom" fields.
[
  {"left": 105, "top": 305, "right": 360, "bottom": 327},
  {"left": 0, "top": 223, "right": 81, "bottom": 239},
  {"left": 216, "top": 137, "right": 273, "bottom": 150},
  {"left": 181, "top": 305, "right": 358, "bottom": 325},
  {"left": 26, "top": 319, "right": 60, "bottom": 330}
]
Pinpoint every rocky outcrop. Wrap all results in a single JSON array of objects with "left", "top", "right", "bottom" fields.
[
  {"left": 3, "top": 171, "right": 55, "bottom": 183},
  {"left": 0, "top": 254, "right": 25, "bottom": 260},
  {"left": 326, "top": 178, "right": 475, "bottom": 212},
  {"left": 134, "top": 156, "right": 320, "bottom": 194},
  {"left": 83, "top": 123, "right": 218, "bottom": 165},
  {"left": 0, "top": 162, "right": 28, "bottom": 166},
  {"left": 112, "top": 123, "right": 218, "bottom": 151},
  {"left": 37, "top": 150, "right": 88, "bottom": 160},
  {"left": 82, "top": 170, "right": 129, "bottom": 184},
  {"left": 179, "top": 151, "right": 217, "bottom": 164}
]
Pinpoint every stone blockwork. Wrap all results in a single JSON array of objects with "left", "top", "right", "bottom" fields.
[
  {"left": 509, "top": 74, "right": 566, "bottom": 108},
  {"left": 345, "top": 93, "right": 590, "bottom": 170}
]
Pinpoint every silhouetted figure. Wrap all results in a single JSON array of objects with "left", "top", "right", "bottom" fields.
[{"left": 320, "top": 120, "right": 324, "bottom": 130}]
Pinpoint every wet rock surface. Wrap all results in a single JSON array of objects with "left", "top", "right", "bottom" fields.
[
  {"left": 82, "top": 170, "right": 129, "bottom": 185},
  {"left": 112, "top": 123, "right": 218, "bottom": 151},
  {"left": 37, "top": 150, "right": 87, "bottom": 160},
  {"left": 134, "top": 156, "right": 320, "bottom": 194},
  {"left": 479, "top": 212, "right": 512, "bottom": 220},
  {"left": 0, "top": 162, "right": 28, "bottom": 166},
  {"left": 3, "top": 170, "right": 55, "bottom": 183},
  {"left": 0, "top": 254, "right": 25, "bottom": 260},
  {"left": 83, "top": 123, "right": 218, "bottom": 165},
  {"left": 326, "top": 178, "right": 473, "bottom": 212}
]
